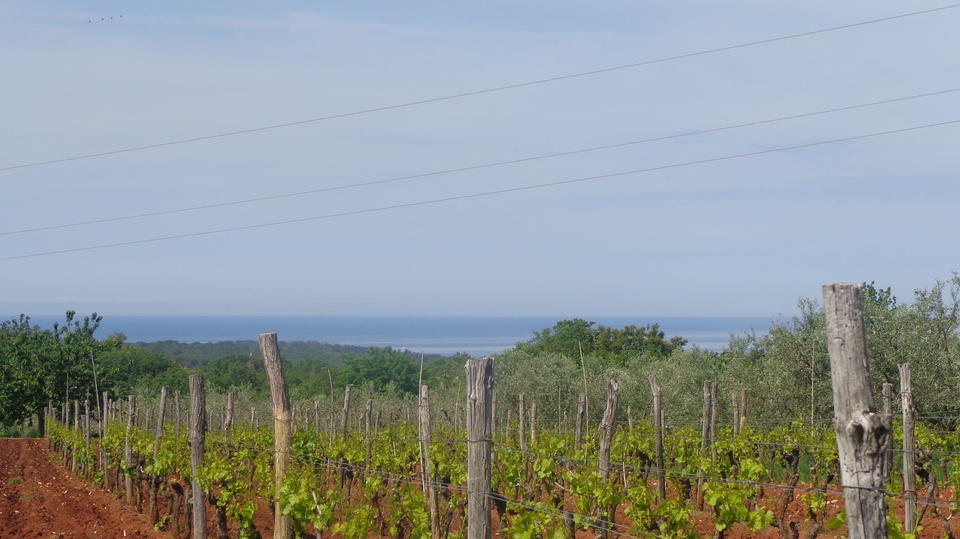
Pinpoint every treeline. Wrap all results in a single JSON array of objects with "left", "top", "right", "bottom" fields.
[
  {"left": 5, "top": 272, "right": 960, "bottom": 435},
  {"left": 131, "top": 340, "right": 446, "bottom": 369}
]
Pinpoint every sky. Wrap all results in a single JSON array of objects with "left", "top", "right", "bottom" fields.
[{"left": 1, "top": 0, "right": 958, "bottom": 319}]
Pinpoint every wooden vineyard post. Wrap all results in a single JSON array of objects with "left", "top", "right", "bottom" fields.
[
  {"left": 314, "top": 400, "right": 321, "bottom": 434},
  {"left": 597, "top": 379, "right": 620, "bottom": 480},
  {"left": 174, "top": 390, "right": 182, "bottom": 444},
  {"left": 466, "top": 357, "right": 494, "bottom": 539},
  {"left": 697, "top": 380, "right": 712, "bottom": 509},
  {"left": 575, "top": 393, "right": 586, "bottom": 451},
  {"left": 882, "top": 383, "right": 894, "bottom": 475},
  {"left": 224, "top": 391, "right": 234, "bottom": 436},
  {"left": 124, "top": 395, "right": 136, "bottom": 505},
  {"left": 518, "top": 393, "right": 528, "bottom": 452},
  {"left": 823, "top": 283, "right": 892, "bottom": 539},
  {"left": 649, "top": 375, "right": 666, "bottom": 501},
  {"left": 597, "top": 379, "right": 621, "bottom": 539},
  {"left": 83, "top": 399, "right": 91, "bottom": 478},
  {"left": 149, "top": 386, "right": 169, "bottom": 525},
  {"left": 420, "top": 385, "right": 441, "bottom": 539},
  {"left": 740, "top": 388, "right": 748, "bottom": 431},
  {"left": 259, "top": 332, "right": 293, "bottom": 539},
  {"left": 530, "top": 402, "right": 538, "bottom": 446},
  {"left": 491, "top": 391, "right": 498, "bottom": 440},
  {"left": 365, "top": 398, "right": 373, "bottom": 470},
  {"left": 899, "top": 363, "right": 916, "bottom": 533},
  {"left": 341, "top": 384, "right": 353, "bottom": 436},
  {"left": 732, "top": 392, "right": 741, "bottom": 437},
  {"left": 189, "top": 375, "right": 207, "bottom": 539},
  {"left": 710, "top": 381, "right": 719, "bottom": 462}
]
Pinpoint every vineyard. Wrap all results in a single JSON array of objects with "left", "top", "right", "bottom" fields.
[
  {"left": 9, "top": 282, "right": 960, "bottom": 539},
  {"left": 40, "top": 366, "right": 960, "bottom": 539}
]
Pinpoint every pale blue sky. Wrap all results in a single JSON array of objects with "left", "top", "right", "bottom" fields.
[{"left": 1, "top": 1, "right": 958, "bottom": 317}]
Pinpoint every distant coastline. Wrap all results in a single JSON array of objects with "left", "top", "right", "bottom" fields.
[{"left": 2, "top": 315, "right": 774, "bottom": 356}]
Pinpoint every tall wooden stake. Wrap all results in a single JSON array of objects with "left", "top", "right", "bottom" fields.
[
  {"left": 420, "top": 385, "right": 441, "bottom": 539},
  {"left": 124, "top": 395, "right": 136, "bottom": 504},
  {"left": 341, "top": 384, "right": 353, "bottom": 436},
  {"left": 899, "top": 363, "right": 916, "bottom": 533},
  {"left": 597, "top": 379, "right": 620, "bottom": 480},
  {"left": 597, "top": 379, "right": 621, "bottom": 539},
  {"left": 518, "top": 393, "right": 528, "bottom": 452},
  {"left": 466, "top": 357, "right": 494, "bottom": 539},
  {"left": 649, "top": 375, "right": 666, "bottom": 501},
  {"left": 259, "top": 332, "right": 293, "bottom": 539},
  {"left": 189, "top": 376, "right": 207, "bottom": 539},
  {"left": 575, "top": 393, "right": 586, "bottom": 450},
  {"left": 823, "top": 283, "right": 892, "bottom": 539}
]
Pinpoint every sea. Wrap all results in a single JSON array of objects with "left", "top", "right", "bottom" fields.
[{"left": 3, "top": 315, "right": 774, "bottom": 356}]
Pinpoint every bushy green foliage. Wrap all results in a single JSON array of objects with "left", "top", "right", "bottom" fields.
[
  {"left": 717, "top": 274, "right": 960, "bottom": 425},
  {"left": 0, "top": 311, "right": 120, "bottom": 427},
  {"left": 200, "top": 354, "right": 267, "bottom": 393},
  {"left": 97, "top": 344, "right": 189, "bottom": 396},
  {"left": 516, "top": 318, "right": 687, "bottom": 364},
  {"left": 342, "top": 347, "right": 420, "bottom": 394}
]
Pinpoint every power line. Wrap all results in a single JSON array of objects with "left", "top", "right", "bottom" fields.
[
  {"left": 2, "top": 117, "right": 957, "bottom": 262},
  {"left": 3, "top": 85, "right": 958, "bottom": 237},
  {"left": 2, "top": 3, "right": 958, "bottom": 174},
  {"left": 0, "top": 0, "right": 227, "bottom": 40}
]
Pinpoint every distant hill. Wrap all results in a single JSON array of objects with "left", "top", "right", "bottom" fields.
[{"left": 130, "top": 340, "right": 447, "bottom": 369}]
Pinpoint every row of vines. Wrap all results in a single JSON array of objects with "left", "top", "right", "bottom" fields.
[{"left": 44, "top": 394, "right": 960, "bottom": 539}]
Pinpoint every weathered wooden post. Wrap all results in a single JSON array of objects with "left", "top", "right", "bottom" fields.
[
  {"left": 710, "top": 381, "right": 719, "bottom": 462},
  {"left": 124, "top": 395, "right": 136, "bottom": 504},
  {"left": 649, "top": 375, "right": 666, "bottom": 500},
  {"left": 149, "top": 386, "right": 169, "bottom": 525},
  {"left": 83, "top": 399, "right": 91, "bottom": 478},
  {"left": 364, "top": 398, "right": 373, "bottom": 470},
  {"left": 575, "top": 393, "right": 586, "bottom": 450},
  {"left": 224, "top": 391, "right": 234, "bottom": 437},
  {"left": 882, "top": 383, "right": 894, "bottom": 477},
  {"left": 597, "top": 379, "right": 620, "bottom": 480},
  {"left": 530, "top": 402, "right": 538, "bottom": 446},
  {"left": 732, "top": 392, "right": 741, "bottom": 437},
  {"left": 466, "top": 357, "right": 494, "bottom": 539},
  {"left": 189, "top": 376, "right": 207, "bottom": 539},
  {"left": 739, "top": 388, "right": 748, "bottom": 431},
  {"left": 341, "top": 384, "right": 354, "bottom": 436},
  {"left": 823, "top": 283, "right": 892, "bottom": 539},
  {"left": 174, "top": 390, "right": 182, "bottom": 443},
  {"left": 518, "top": 393, "right": 528, "bottom": 452},
  {"left": 420, "top": 385, "right": 441, "bottom": 539},
  {"left": 597, "top": 379, "right": 621, "bottom": 539},
  {"left": 899, "top": 363, "right": 916, "bottom": 533},
  {"left": 697, "top": 380, "right": 712, "bottom": 508},
  {"left": 491, "top": 391, "right": 498, "bottom": 440},
  {"left": 259, "top": 332, "right": 293, "bottom": 539}
]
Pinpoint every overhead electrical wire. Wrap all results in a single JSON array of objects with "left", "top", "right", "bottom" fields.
[
  {"left": 2, "top": 85, "right": 959, "bottom": 238},
  {"left": 2, "top": 117, "right": 957, "bottom": 262},
  {"left": 1, "top": 2, "right": 959, "bottom": 174}
]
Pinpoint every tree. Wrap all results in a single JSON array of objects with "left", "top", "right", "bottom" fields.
[
  {"left": 200, "top": 354, "right": 268, "bottom": 393},
  {"left": 0, "top": 311, "right": 118, "bottom": 431},
  {"left": 97, "top": 343, "right": 189, "bottom": 396},
  {"left": 518, "top": 319, "right": 687, "bottom": 363},
  {"left": 342, "top": 347, "right": 419, "bottom": 394}
]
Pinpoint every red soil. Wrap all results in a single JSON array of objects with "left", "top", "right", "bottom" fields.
[
  {"left": 5, "top": 436, "right": 959, "bottom": 539},
  {"left": 0, "top": 438, "right": 172, "bottom": 539}
]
